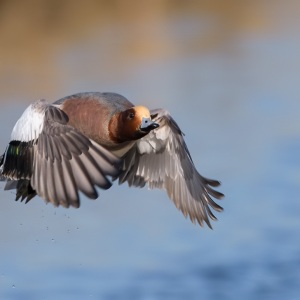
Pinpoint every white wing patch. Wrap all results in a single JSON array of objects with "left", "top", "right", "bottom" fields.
[
  {"left": 11, "top": 100, "right": 47, "bottom": 142},
  {"left": 138, "top": 122, "right": 170, "bottom": 155}
]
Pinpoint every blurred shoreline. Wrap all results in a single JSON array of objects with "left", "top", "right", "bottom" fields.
[{"left": 1, "top": 0, "right": 298, "bottom": 101}]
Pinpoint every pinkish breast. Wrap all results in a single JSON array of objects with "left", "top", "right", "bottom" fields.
[{"left": 61, "top": 98, "right": 113, "bottom": 146}]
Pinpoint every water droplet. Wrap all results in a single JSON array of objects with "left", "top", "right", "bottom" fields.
[{"left": 12, "top": 285, "right": 15, "bottom": 289}]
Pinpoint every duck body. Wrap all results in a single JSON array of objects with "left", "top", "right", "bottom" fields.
[
  {"left": 0, "top": 92, "right": 223, "bottom": 228},
  {"left": 55, "top": 92, "right": 133, "bottom": 149}
]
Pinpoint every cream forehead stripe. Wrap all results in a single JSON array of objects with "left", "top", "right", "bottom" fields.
[{"left": 133, "top": 106, "right": 151, "bottom": 118}]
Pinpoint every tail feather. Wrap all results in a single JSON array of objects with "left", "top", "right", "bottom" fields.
[
  {"left": 1, "top": 149, "right": 36, "bottom": 202},
  {"left": 4, "top": 179, "right": 36, "bottom": 203}
]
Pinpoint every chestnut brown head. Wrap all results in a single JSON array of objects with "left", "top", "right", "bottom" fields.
[{"left": 109, "top": 106, "right": 159, "bottom": 143}]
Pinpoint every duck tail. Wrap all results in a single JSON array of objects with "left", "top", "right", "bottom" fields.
[
  {"left": 4, "top": 179, "right": 37, "bottom": 203},
  {"left": 1, "top": 152, "right": 36, "bottom": 202}
]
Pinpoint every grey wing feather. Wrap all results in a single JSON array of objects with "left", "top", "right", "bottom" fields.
[
  {"left": 31, "top": 105, "right": 121, "bottom": 207},
  {"left": 119, "top": 109, "right": 224, "bottom": 228}
]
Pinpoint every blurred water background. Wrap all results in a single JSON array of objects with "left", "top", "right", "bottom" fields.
[{"left": 0, "top": 1, "right": 300, "bottom": 299}]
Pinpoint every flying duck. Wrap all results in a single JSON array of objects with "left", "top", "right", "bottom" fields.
[{"left": 0, "top": 92, "right": 224, "bottom": 228}]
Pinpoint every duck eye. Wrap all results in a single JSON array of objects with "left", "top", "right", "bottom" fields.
[{"left": 129, "top": 112, "right": 135, "bottom": 120}]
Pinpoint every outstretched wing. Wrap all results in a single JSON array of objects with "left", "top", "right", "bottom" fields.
[
  {"left": 118, "top": 109, "right": 224, "bottom": 228},
  {"left": 1, "top": 100, "right": 121, "bottom": 207}
]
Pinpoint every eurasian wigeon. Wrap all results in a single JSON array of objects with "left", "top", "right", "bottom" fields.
[{"left": 0, "top": 92, "right": 224, "bottom": 227}]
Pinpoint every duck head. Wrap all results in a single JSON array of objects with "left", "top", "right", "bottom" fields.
[{"left": 109, "top": 106, "right": 159, "bottom": 143}]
